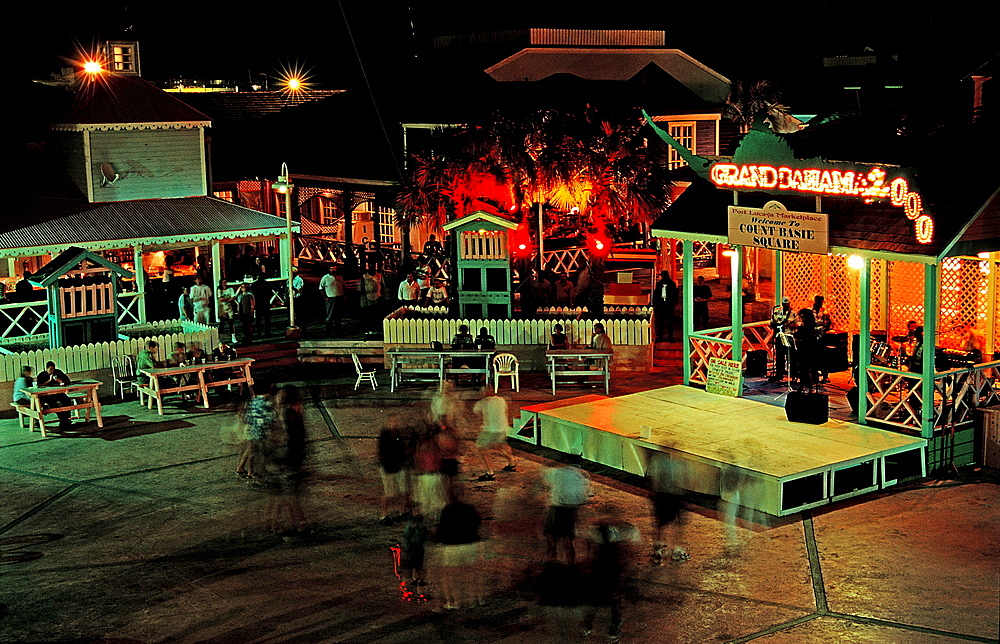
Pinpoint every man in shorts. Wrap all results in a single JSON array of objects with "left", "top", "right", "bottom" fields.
[
  {"left": 472, "top": 386, "right": 516, "bottom": 481},
  {"left": 543, "top": 453, "right": 591, "bottom": 565}
]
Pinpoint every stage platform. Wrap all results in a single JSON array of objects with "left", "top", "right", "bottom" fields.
[{"left": 512, "top": 385, "right": 926, "bottom": 516}]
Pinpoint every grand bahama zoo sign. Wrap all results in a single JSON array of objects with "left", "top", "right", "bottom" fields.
[{"left": 728, "top": 201, "right": 829, "bottom": 254}]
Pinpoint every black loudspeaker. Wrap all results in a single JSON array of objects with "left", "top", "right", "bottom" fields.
[
  {"left": 745, "top": 350, "right": 768, "bottom": 378},
  {"left": 822, "top": 332, "right": 850, "bottom": 373},
  {"left": 785, "top": 391, "right": 829, "bottom": 424}
]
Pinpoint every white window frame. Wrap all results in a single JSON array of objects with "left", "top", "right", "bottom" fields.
[{"left": 668, "top": 121, "right": 695, "bottom": 169}]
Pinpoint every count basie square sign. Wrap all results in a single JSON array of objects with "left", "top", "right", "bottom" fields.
[{"left": 728, "top": 200, "right": 828, "bottom": 254}]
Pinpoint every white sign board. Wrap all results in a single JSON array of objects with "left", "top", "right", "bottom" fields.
[
  {"left": 706, "top": 357, "right": 743, "bottom": 397},
  {"left": 728, "top": 201, "right": 829, "bottom": 254}
]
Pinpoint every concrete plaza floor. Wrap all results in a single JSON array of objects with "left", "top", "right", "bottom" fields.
[{"left": 1, "top": 364, "right": 997, "bottom": 643}]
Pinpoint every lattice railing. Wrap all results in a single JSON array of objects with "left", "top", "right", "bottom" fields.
[
  {"left": 741, "top": 321, "right": 775, "bottom": 360},
  {"left": 0, "top": 300, "right": 49, "bottom": 339},
  {"left": 864, "top": 365, "right": 924, "bottom": 431},
  {"left": 826, "top": 254, "right": 854, "bottom": 332},
  {"left": 782, "top": 252, "right": 824, "bottom": 310},
  {"left": 116, "top": 292, "right": 142, "bottom": 325},
  {"left": 689, "top": 327, "right": 735, "bottom": 385},
  {"left": 543, "top": 247, "right": 589, "bottom": 276},
  {"left": 864, "top": 361, "right": 1000, "bottom": 432}
]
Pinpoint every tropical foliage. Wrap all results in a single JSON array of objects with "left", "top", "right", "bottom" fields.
[{"left": 394, "top": 105, "right": 674, "bottom": 235}]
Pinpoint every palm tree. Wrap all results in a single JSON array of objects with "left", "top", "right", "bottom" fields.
[
  {"left": 723, "top": 78, "right": 799, "bottom": 134},
  {"left": 395, "top": 106, "right": 673, "bottom": 313}
]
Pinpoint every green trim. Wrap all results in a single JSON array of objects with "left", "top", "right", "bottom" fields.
[
  {"left": 857, "top": 258, "right": 871, "bottom": 423},
  {"left": 682, "top": 239, "right": 694, "bottom": 385},
  {"left": 937, "top": 186, "right": 1000, "bottom": 260},
  {"left": 651, "top": 229, "right": 727, "bottom": 243},
  {"left": 920, "top": 264, "right": 938, "bottom": 438}
]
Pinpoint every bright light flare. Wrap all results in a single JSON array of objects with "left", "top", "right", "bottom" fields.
[
  {"left": 276, "top": 60, "right": 313, "bottom": 96},
  {"left": 83, "top": 61, "right": 103, "bottom": 74},
  {"left": 847, "top": 255, "right": 865, "bottom": 270}
]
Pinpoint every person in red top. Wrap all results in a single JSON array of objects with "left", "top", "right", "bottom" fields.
[{"left": 412, "top": 424, "right": 447, "bottom": 522}]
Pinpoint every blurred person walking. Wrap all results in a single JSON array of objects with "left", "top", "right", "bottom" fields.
[
  {"left": 647, "top": 452, "right": 689, "bottom": 564},
  {"left": 472, "top": 386, "right": 516, "bottom": 481},
  {"left": 378, "top": 420, "right": 411, "bottom": 526},
  {"left": 264, "top": 385, "right": 307, "bottom": 535},
  {"left": 543, "top": 453, "right": 591, "bottom": 565},
  {"left": 412, "top": 424, "right": 447, "bottom": 523},
  {"left": 434, "top": 487, "right": 483, "bottom": 610},
  {"left": 235, "top": 381, "right": 275, "bottom": 481},
  {"left": 581, "top": 506, "right": 640, "bottom": 642}
]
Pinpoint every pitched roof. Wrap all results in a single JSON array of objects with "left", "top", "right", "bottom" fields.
[
  {"left": 57, "top": 74, "right": 210, "bottom": 126},
  {"left": 172, "top": 90, "right": 345, "bottom": 127},
  {"left": 486, "top": 48, "right": 730, "bottom": 103},
  {"left": 30, "top": 246, "right": 133, "bottom": 287},
  {"left": 0, "top": 197, "right": 294, "bottom": 255}
]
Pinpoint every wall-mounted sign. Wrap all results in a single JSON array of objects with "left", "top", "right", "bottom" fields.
[
  {"left": 728, "top": 201, "right": 829, "bottom": 254},
  {"left": 706, "top": 357, "right": 743, "bottom": 397},
  {"left": 710, "top": 163, "right": 933, "bottom": 244}
]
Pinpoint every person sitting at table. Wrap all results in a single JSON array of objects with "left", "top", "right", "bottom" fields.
[
  {"left": 36, "top": 361, "right": 74, "bottom": 428},
  {"left": 451, "top": 324, "right": 476, "bottom": 370},
  {"left": 187, "top": 342, "right": 208, "bottom": 365},
  {"left": 135, "top": 341, "right": 161, "bottom": 386},
  {"left": 549, "top": 323, "right": 569, "bottom": 350},
  {"left": 475, "top": 327, "right": 496, "bottom": 351},
  {"left": 212, "top": 337, "right": 238, "bottom": 362},
  {"left": 13, "top": 365, "right": 34, "bottom": 407},
  {"left": 590, "top": 323, "right": 613, "bottom": 352},
  {"left": 169, "top": 341, "right": 194, "bottom": 397}
]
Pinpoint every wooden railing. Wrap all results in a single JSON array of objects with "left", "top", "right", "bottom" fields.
[
  {"left": 0, "top": 299, "right": 49, "bottom": 339},
  {"left": 687, "top": 321, "right": 773, "bottom": 385},
  {"left": 865, "top": 361, "right": 1000, "bottom": 432},
  {"left": 0, "top": 319, "right": 218, "bottom": 381}
]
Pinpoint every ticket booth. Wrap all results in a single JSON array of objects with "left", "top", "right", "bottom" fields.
[
  {"left": 30, "top": 247, "right": 134, "bottom": 348},
  {"left": 442, "top": 211, "right": 518, "bottom": 319}
]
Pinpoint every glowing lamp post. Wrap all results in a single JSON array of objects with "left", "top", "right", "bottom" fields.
[{"left": 272, "top": 164, "right": 297, "bottom": 332}]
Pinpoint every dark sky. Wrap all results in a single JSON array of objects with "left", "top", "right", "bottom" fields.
[{"left": 11, "top": 2, "right": 992, "bottom": 100}]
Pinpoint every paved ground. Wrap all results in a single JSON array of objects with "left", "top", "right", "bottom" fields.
[{"left": 1, "top": 365, "right": 997, "bottom": 643}]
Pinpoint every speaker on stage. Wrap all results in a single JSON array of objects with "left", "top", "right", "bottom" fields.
[
  {"left": 822, "top": 332, "right": 849, "bottom": 373},
  {"left": 785, "top": 391, "right": 829, "bottom": 424},
  {"left": 745, "top": 349, "right": 768, "bottom": 378}
]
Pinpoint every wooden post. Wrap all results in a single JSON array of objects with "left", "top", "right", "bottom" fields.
[
  {"left": 210, "top": 240, "right": 222, "bottom": 323},
  {"left": 858, "top": 257, "right": 872, "bottom": 424},
  {"left": 731, "top": 246, "right": 744, "bottom": 364},
  {"left": 682, "top": 239, "right": 694, "bottom": 386},
  {"left": 921, "top": 262, "right": 939, "bottom": 439},
  {"left": 134, "top": 245, "right": 147, "bottom": 324}
]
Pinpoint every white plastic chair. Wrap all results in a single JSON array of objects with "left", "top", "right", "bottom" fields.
[
  {"left": 353, "top": 353, "right": 378, "bottom": 390},
  {"left": 111, "top": 355, "right": 138, "bottom": 399},
  {"left": 493, "top": 353, "right": 520, "bottom": 392}
]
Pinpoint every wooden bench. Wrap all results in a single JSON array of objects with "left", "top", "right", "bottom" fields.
[{"left": 11, "top": 402, "right": 36, "bottom": 430}]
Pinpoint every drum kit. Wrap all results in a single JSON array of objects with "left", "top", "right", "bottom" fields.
[{"left": 870, "top": 335, "right": 913, "bottom": 369}]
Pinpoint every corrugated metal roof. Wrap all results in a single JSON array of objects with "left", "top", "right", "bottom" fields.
[
  {"left": 650, "top": 179, "right": 965, "bottom": 259},
  {"left": 59, "top": 74, "right": 210, "bottom": 126},
  {"left": 0, "top": 197, "right": 293, "bottom": 253}
]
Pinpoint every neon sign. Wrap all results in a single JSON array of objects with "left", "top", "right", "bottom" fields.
[{"left": 710, "top": 163, "right": 933, "bottom": 244}]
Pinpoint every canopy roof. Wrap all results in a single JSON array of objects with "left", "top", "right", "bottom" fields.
[{"left": 1, "top": 196, "right": 296, "bottom": 257}]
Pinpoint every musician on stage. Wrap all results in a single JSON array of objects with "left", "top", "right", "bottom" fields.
[
  {"left": 908, "top": 326, "right": 925, "bottom": 372},
  {"left": 768, "top": 296, "right": 797, "bottom": 382},
  {"left": 811, "top": 295, "right": 833, "bottom": 383},
  {"left": 892, "top": 320, "right": 919, "bottom": 367},
  {"left": 957, "top": 321, "right": 986, "bottom": 364},
  {"left": 793, "top": 308, "right": 819, "bottom": 391}
]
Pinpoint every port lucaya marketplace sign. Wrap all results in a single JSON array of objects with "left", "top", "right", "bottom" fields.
[{"left": 727, "top": 200, "right": 828, "bottom": 254}]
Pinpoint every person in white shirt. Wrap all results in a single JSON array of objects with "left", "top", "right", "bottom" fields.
[
  {"left": 397, "top": 273, "right": 419, "bottom": 303},
  {"left": 189, "top": 275, "right": 213, "bottom": 324},
  {"left": 291, "top": 268, "right": 304, "bottom": 325},
  {"left": 318, "top": 265, "right": 345, "bottom": 335},
  {"left": 427, "top": 279, "right": 449, "bottom": 306},
  {"left": 216, "top": 279, "right": 237, "bottom": 337}
]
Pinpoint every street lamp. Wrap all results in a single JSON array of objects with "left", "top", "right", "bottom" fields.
[{"left": 272, "top": 163, "right": 297, "bottom": 333}]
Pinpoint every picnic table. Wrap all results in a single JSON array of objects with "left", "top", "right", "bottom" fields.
[
  {"left": 17, "top": 380, "right": 103, "bottom": 437},
  {"left": 137, "top": 358, "right": 254, "bottom": 415},
  {"left": 386, "top": 347, "right": 494, "bottom": 392},
  {"left": 546, "top": 349, "right": 613, "bottom": 395}
]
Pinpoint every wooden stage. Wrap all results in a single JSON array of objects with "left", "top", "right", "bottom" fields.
[{"left": 512, "top": 386, "right": 926, "bottom": 516}]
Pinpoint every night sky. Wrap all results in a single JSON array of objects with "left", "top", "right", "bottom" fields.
[{"left": 12, "top": 1, "right": 990, "bottom": 100}]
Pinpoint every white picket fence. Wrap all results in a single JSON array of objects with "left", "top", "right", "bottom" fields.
[
  {"left": 383, "top": 315, "right": 650, "bottom": 347},
  {"left": 0, "top": 319, "right": 218, "bottom": 381}
]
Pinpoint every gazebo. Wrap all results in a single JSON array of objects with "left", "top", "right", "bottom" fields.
[{"left": 649, "top": 113, "right": 1000, "bottom": 470}]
